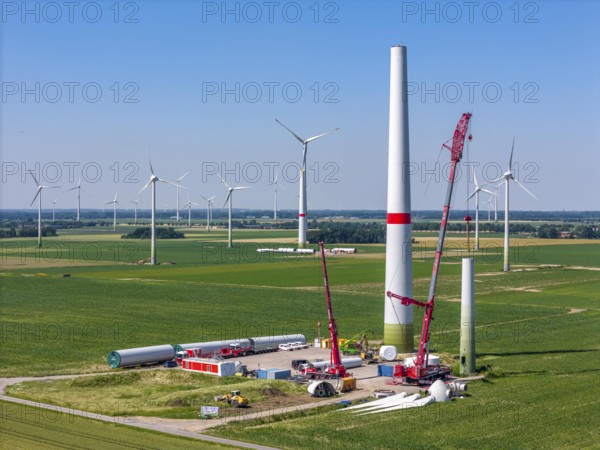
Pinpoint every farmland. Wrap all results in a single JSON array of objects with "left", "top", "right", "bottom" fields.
[{"left": 1, "top": 228, "right": 599, "bottom": 448}]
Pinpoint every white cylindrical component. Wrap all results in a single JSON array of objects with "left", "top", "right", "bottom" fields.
[
  {"left": 403, "top": 354, "right": 440, "bottom": 368},
  {"left": 298, "top": 145, "right": 308, "bottom": 249},
  {"left": 108, "top": 344, "right": 175, "bottom": 368},
  {"left": 250, "top": 334, "right": 306, "bottom": 352},
  {"left": 460, "top": 257, "right": 476, "bottom": 375},
  {"left": 428, "top": 380, "right": 451, "bottom": 402},
  {"left": 309, "top": 356, "right": 362, "bottom": 370},
  {"left": 379, "top": 345, "right": 398, "bottom": 361},
  {"left": 504, "top": 180, "right": 510, "bottom": 271},
  {"left": 384, "top": 45, "right": 413, "bottom": 352}
]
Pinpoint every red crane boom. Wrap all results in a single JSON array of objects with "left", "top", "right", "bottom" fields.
[
  {"left": 319, "top": 241, "right": 347, "bottom": 377},
  {"left": 387, "top": 113, "right": 472, "bottom": 383}
]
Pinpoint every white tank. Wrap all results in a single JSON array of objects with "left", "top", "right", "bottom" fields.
[
  {"left": 403, "top": 354, "right": 440, "bottom": 368},
  {"left": 379, "top": 345, "right": 398, "bottom": 361},
  {"left": 108, "top": 344, "right": 175, "bottom": 368},
  {"left": 250, "top": 334, "right": 306, "bottom": 352},
  {"left": 308, "top": 356, "right": 362, "bottom": 370}
]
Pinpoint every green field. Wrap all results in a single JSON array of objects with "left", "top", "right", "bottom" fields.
[
  {"left": 1, "top": 229, "right": 599, "bottom": 448},
  {"left": 0, "top": 400, "right": 229, "bottom": 449}
]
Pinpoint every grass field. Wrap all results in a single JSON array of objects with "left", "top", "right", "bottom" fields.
[
  {"left": 1, "top": 228, "right": 599, "bottom": 448},
  {"left": 0, "top": 400, "right": 229, "bottom": 449}
]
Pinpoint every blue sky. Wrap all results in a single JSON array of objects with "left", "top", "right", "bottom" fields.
[{"left": 1, "top": 0, "right": 599, "bottom": 212}]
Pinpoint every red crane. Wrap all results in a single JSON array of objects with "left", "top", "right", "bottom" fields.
[
  {"left": 387, "top": 113, "right": 472, "bottom": 384},
  {"left": 303, "top": 242, "right": 347, "bottom": 379}
]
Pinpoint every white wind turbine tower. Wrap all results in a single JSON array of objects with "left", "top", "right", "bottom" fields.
[
  {"left": 27, "top": 171, "right": 60, "bottom": 248},
  {"left": 51, "top": 199, "right": 57, "bottom": 221},
  {"left": 65, "top": 178, "right": 85, "bottom": 221},
  {"left": 219, "top": 175, "right": 249, "bottom": 248},
  {"left": 275, "top": 119, "right": 339, "bottom": 249},
  {"left": 488, "top": 138, "right": 538, "bottom": 272},
  {"left": 135, "top": 155, "right": 181, "bottom": 265},
  {"left": 267, "top": 172, "right": 279, "bottom": 221},
  {"left": 201, "top": 195, "right": 217, "bottom": 231},
  {"left": 130, "top": 199, "right": 139, "bottom": 224},
  {"left": 183, "top": 194, "right": 199, "bottom": 227},
  {"left": 486, "top": 196, "right": 494, "bottom": 222},
  {"left": 174, "top": 171, "right": 190, "bottom": 222},
  {"left": 467, "top": 172, "right": 496, "bottom": 251},
  {"left": 494, "top": 185, "right": 499, "bottom": 222},
  {"left": 105, "top": 192, "right": 120, "bottom": 232}
]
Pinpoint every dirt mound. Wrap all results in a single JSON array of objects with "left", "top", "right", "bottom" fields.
[{"left": 260, "top": 387, "right": 286, "bottom": 397}]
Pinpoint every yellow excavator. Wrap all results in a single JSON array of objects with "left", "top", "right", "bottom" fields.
[{"left": 214, "top": 390, "right": 249, "bottom": 408}]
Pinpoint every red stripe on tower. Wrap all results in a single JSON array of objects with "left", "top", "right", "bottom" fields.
[
  {"left": 387, "top": 213, "right": 411, "bottom": 224},
  {"left": 298, "top": 213, "right": 306, "bottom": 217}
]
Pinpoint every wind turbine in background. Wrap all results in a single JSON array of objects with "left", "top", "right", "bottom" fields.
[
  {"left": 494, "top": 185, "right": 499, "bottom": 222},
  {"left": 267, "top": 172, "right": 279, "bottom": 221},
  {"left": 174, "top": 171, "right": 190, "bottom": 222},
  {"left": 201, "top": 195, "right": 217, "bottom": 231},
  {"left": 486, "top": 196, "right": 494, "bottom": 223},
  {"left": 275, "top": 119, "right": 339, "bottom": 249},
  {"left": 27, "top": 171, "right": 60, "bottom": 248},
  {"left": 183, "top": 194, "right": 199, "bottom": 227},
  {"left": 466, "top": 172, "right": 495, "bottom": 251},
  {"left": 134, "top": 153, "right": 181, "bottom": 265},
  {"left": 51, "top": 199, "right": 57, "bottom": 221},
  {"left": 105, "top": 192, "right": 120, "bottom": 232},
  {"left": 219, "top": 174, "right": 248, "bottom": 248},
  {"left": 130, "top": 199, "right": 139, "bottom": 225},
  {"left": 65, "top": 178, "right": 86, "bottom": 221},
  {"left": 487, "top": 138, "right": 538, "bottom": 272}
]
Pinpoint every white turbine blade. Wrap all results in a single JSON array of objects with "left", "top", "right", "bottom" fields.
[
  {"left": 177, "top": 171, "right": 191, "bottom": 182},
  {"left": 201, "top": 195, "right": 208, "bottom": 201},
  {"left": 27, "top": 170, "right": 40, "bottom": 186},
  {"left": 46, "top": 186, "right": 62, "bottom": 189},
  {"left": 466, "top": 190, "right": 477, "bottom": 201},
  {"left": 275, "top": 119, "right": 305, "bottom": 144},
  {"left": 146, "top": 150, "right": 155, "bottom": 176},
  {"left": 232, "top": 186, "right": 249, "bottom": 191},
  {"left": 65, "top": 185, "right": 79, "bottom": 192},
  {"left": 513, "top": 178, "right": 538, "bottom": 201},
  {"left": 217, "top": 172, "right": 232, "bottom": 190},
  {"left": 481, "top": 188, "right": 496, "bottom": 196},
  {"left": 158, "top": 178, "right": 184, "bottom": 188},
  {"left": 30, "top": 189, "right": 41, "bottom": 206},
  {"left": 473, "top": 171, "right": 480, "bottom": 189},
  {"left": 209, "top": 195, "right": 217, "bottom": 201},
  {"left": 305, "top": 127, "right": 340, "bottom": 144},
  {"left": 134, "top": 179, "right": 152, "bottom": 198},
  {"left": 481, "top": 176, "right": 503, "bottom": 188},
  {"left": 224, "top": 190, "right": 232, "bottom": 207},
  {"left": 509, "top": 137, "right": 515, "bottom": 169},
  {"left": 191, "top": 201, "right": 200, "bottom": 206}
]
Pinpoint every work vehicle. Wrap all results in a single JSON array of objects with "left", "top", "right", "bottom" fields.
[{"left": 214, "top": 390, "right": 249, "bottom": 408}]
